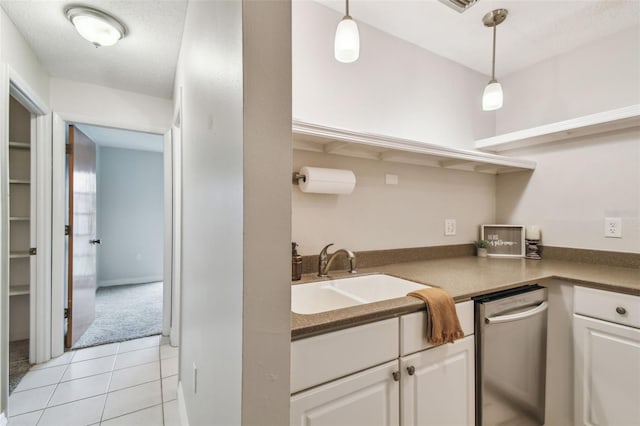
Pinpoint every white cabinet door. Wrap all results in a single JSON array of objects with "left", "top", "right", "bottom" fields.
[
  {"left": 290, "top": 360, "right": 400, "bottom": 426},
  {"left": 574, "top": 314, "right": 640, "bottom": 426},
  {"left": 401, "top": 335, "right": 475, "bottom": 426}
]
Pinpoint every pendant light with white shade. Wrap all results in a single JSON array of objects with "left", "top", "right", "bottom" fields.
[
  {"left": 482, "top": 9, "right": 508, "bottom": 111},
  {"left": 334, "top": 0, "right": 360, "bottom": 63}
]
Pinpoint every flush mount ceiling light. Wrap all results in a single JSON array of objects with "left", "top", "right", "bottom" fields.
[
  {"left": 482, "top": 9, "right": 508, "bottom": 111},
  {"left": 334, "top": 0, "right": 360, "bottom": 63},
  {"left": 65, "top": 6, "right": 126, "bottom": 47}
]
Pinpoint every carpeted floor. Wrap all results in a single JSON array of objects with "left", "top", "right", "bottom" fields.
[
  {"left": 9, "top": 339, "right": 30, "bottom": 395},
  {"left": 72, "top": 281, "right": 163, "bottom": 349}
]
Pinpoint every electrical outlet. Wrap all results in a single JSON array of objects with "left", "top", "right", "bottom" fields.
[
  {"left": 604, "top": 217, "right": 622, "bottom": 238},
  {"left": 445, "top": 219, "right": 456, "bottom": 236},
  {"left": 193, "top": 362, "right": 198, "bottom": 394}
]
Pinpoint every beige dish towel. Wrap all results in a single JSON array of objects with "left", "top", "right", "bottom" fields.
[{"left": 407, "top": 287, "right": 464, "bottom": 345}]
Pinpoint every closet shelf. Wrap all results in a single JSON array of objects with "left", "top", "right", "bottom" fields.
[
  {"left": 292, "top": 120, "right": 536, "bottom": 175},
  {"left": 9, "top": 141, "right": 30, "bottom": 150},
  {"left": 475, "top": 104, "right": 640, "bottom": 153},
  {"left": 9, "top": 216, "right": 30, "bottom": 221},
  {"left": 9, "top": 179, "right": 30, "bottom": 184},
  {"left": 9, "top": 285, "right": 29, "bottom": 296},
  {"left": 9, "top": 251, "right": 30, "bottom": 259}
]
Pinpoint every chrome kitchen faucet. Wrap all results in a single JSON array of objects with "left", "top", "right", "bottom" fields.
[{"left": 318, "top": 243, "right": 357, "bottom": 277}]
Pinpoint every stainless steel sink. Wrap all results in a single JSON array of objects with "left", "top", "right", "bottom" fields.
[{"left": 291, "top": 274, "right": 429, "bottom": 314}]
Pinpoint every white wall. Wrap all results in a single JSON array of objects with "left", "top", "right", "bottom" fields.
[
  {"left": 495, "top": 27, "right": 640, "bottom": 254},
  {"left": 49, "top": 78, "right": 172, "bottom": 134},
  {"left": 97, "top": 146, "right": 164, "bottom": 286},
  {"left": 293, "top": 150, "right": 496, "bottom": 254},
  {"left": 293, "top": 0, "right": 494, "bottom": 150},
  {"left": 1, "top": 8, "right": 49, "bottom": 106},
  {"left": 496, "top": 27, "right": 640, "bottom": 134},
  {"left": 0, "top": 6, "right": 50, "bottom": 417},
  {"left": 175, "top": 1, "right": 291, "bottom": 425},
  {"left": 497, "top": 129, "right": 639, "bottom": 253}
]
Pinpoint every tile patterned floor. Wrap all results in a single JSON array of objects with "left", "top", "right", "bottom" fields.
[{"left": 7, "top": 335, "right": 180, "bottom": 426}]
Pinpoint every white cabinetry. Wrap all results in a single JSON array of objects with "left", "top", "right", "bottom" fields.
[
  {"left": 291, "top": 301, "right": 475, "bottom": 426},
  {"left": 400, "top": 301, "right": 475, "bottom": 426},
  {"left": 573, "top": 287, "right": 640, "bottom": 426},
  {"left": 400, "top": 335, "right": 474, "bottom": 426},
  {"left": 291, "top": 360, "right": 400, "bottom": 426}
]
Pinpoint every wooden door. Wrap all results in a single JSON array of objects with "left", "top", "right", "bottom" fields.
[
  {"left": 401, "top": 335, "right": 475, "bottom": 426},
  {"left": 65, "top": 125, "right": 98, "bottom": 348},
  {"left": 290, "top": 360, "right": 400, "bottom": 426},
  {"left": 574, "top": 315, "right": 640, "bottom": 426}
]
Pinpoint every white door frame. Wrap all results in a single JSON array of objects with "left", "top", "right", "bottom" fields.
[
  {"left": 51, "top": 114, "right": 173, "bottom": 356},
  {"left": 0, "top": 64, "right": 49, "bottom": 417},
  {"left": 169, "top": 98, "right": 182, "bottom": 347}
]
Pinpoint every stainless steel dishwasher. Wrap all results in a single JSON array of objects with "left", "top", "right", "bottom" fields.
[{"left": 474, "top": 284, "right": 548, "bottom": 426}]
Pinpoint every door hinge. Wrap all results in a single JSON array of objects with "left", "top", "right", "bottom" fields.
[
  {"left": 29, "top": 247, "right": 37, "bottom": 255},
  {"left": 65, "top": 144, "right": 73, "bottom": 155},
  {"left": 64, "top": 308, "right": 70, "bottom": 319},
  {"left": 65, "top": 225, "right": 71, "bottom": 236}
]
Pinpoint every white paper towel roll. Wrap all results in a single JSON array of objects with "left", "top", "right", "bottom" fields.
[{"left": 299, "top": 166, "right": 356, "bottom": 194}]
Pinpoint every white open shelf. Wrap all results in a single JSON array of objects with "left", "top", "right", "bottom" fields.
[
  {"left": 475, "top": 105, "right": 640, "bottom": 153},
  {"left": 293, "top": 120, "right": 536, "bottom": 175},
  {"left": 9, "top": 285, "right": 29, "bottom": 297},
  {"left": 10, "top": 216, "right": 30, "bottom": 221},
  {"left": 9, "top": 179, "right": 30, "bottom": 184},
  {"left": 9, "top": 141, "right": 30, "bottom": 150},
  {"left": 9, "top": 251, "right": 30, "bottom": 259}
]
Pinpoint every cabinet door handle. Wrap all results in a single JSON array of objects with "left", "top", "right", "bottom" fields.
[
  {"left": 407, "top": 366, "right": 416, "bottom": 376},
  {"left": 392, "top": 371, "right": 400, "bottom": 382},
  {"left": 616, "top": 306, "right": 627, "bottom": 315}
]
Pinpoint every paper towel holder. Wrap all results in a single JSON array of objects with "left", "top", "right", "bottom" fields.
[{"left": 292, "top": 172, "right": 306, "bottom": 185}]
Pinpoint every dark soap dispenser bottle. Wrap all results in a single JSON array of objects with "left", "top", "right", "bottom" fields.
[{"left": 292, "top": 242, "right": 302, "bottom": 281}]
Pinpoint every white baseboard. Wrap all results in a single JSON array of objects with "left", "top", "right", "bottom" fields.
[
  {"left": 98, "top": 276, "right": 163, "bottom": 287},
  {"left": 177, "top": 381, "right": 190, "bottom": 426},
  {"left": 0, "top": 412, "right": 8, "bottom": 426}
]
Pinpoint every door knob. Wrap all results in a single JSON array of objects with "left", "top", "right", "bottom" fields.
[
  {"left": 392, "top": 371, "right": 400, "bottom": 382},
  {"left": 89, "top": 239, "right": 102, "bottom": 245},
  {"left": 616, "top": 306, "right": 627, "bottom": 315},
  {"left": 407, "top": 366, "right": 416, "bottom": 376}
]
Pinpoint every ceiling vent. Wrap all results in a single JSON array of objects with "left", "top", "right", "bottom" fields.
[{"left": 438, "top": 0, "right": 479, "bottom": 13}]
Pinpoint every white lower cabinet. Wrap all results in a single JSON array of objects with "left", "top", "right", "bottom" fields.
[
  {"left": 400, "top": 335, "right": 475, "bottom": 426},
  {"left": 291, "top": 302, "right": 476, "bottom": 426},
  {"left": 290, "top": 360, "right": 400, "bottom": 426},
  {"left": 573, "top": 287, "right": 640, "bottom": 426}
]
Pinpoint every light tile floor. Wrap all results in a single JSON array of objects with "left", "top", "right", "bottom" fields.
[{"left": 7, "top": 335, "right": 180, "bottom": 426}]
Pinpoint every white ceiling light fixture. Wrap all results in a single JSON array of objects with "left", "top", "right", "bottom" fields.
[
  {"left": 482, "top": 9, "right": 508, "bottom": 111},
  {"left": 334, "top": 0, "right": 360, "bottom": 63},
  {"left": 65, "top": 6, "right": 126, "bottom": 47}
]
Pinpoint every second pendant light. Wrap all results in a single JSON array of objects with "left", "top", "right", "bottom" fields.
[{"left": 334, "top": 0, "right": 360, "bottom": 63}]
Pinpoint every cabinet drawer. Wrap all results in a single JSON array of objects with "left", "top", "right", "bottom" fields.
[
  {"left": 574, "top": 286, "right": 640, "bottom": 328},
  {"left": 400, "top": 300, "right": 474, "bottom": 356},
  {"left": 291, "top": 318, "right": 399, "bottom": 393}
]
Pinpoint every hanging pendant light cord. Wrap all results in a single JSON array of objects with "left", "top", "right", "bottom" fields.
[
  {"left": 491, "top": 24, "right": 497, "bottom": 81},
  {"left": 345, "top": 0, "right": 350, "bottom": 18}
]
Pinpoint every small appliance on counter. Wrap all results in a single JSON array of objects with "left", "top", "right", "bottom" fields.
[
  {"left": 474, "top": 284, "right": 548, "bottom": 426},
  {"left": 292, "top": 242, "right": 302, "bottom": 281}
]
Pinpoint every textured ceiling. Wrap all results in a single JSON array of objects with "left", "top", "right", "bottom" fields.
[
  {"left": 1, "top": 0, "right": 637, "bottom": 100},
  {"left": 316, "top": 0, "right": 640, "bottom": 77},
  {"left": 75, "top": 123, "right": 163, "bottom": 152},
  {"left": 0, "top": 0, "right": 188, "bottom": 99}
]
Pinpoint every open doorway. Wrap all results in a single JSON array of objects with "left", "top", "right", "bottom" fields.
[{"left": 65, "top": 123, "right": 165, "bottom": 349}]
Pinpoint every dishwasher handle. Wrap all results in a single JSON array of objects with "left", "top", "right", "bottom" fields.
[{"left": 485, "top": 301, "right": 548, "bottom": 324}]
